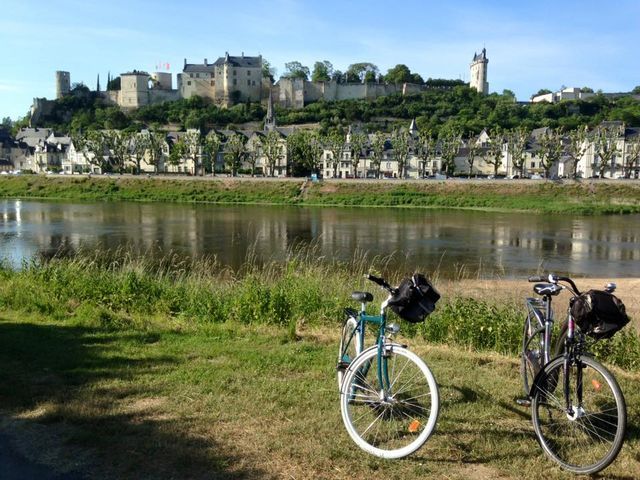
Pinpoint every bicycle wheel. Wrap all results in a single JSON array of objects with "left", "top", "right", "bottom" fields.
[
  {"left": 337, "top": 316, "right": 362, "bottom": 389},
  {"left": 340, "top": 345, "right": 439, "bottom": 459},
  {"left": 521, "top": 312, "right": 545, "bottom": 395},
  {"left": 531, "top": 355, "right": 627, "bottom": 474}
]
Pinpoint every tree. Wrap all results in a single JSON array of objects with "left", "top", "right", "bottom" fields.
[
  {"left": 623, "top": 134, "right": 640, "bottom": 178},
  {"left": 416, "top": 130, "right": 437, "bottom": 177},
  {"left": 168, "top": 137, "right": 186, "bottom": 170},
  {"left": 146, "top": 130, "right": 166, "bottom": 174},
  {"left": 202, "top": 131, "right": 221, "bottom": 175},
  {"left": 537, "top": 128, "right": 563, "bottom": 178},
  {"left": 224, "top": 133, "right": 246, "bottom": 176},
  {"left": 486, "top": 128, "right": 505, "bottom": 177},
  {"left": 632, "top": 86, "right": 640, "bottom": 95},
  {"left": 311, "top": 61, "right": 333, "bottom": 82},
  {"left": 324, "top": 131, "right": 346, "bottom": 178},
  {"left": 349, "top": 132, "right": 367, "bottom": 178},
  {"left": 346, "top": 63, "right": 379, "bottom": 83},
  {"left": 262, "top": 58, "right": 276, "bottom": 83},
  {"left": 439, "top": 129, "right": 461, "bottom": 176},
  {"left": 130, "top": 131, "right": 149, "bottom": 174},
  {"left": 507, "top": 127, "right": 528, "bottom": 177},
  {"left": 283, "top": 61, "right": 310, "bottom": 80},
  {"left": 260, "top": 130, "right": 284, "bottom": 177},
  {"left": 564, "top": 126, "right": 588, "bottom": 179},
  {"left": 104, "top": 130, "right": 132, "bottom": 173},
  {"left": 369, "top": 132, "right": 386, "bottom": 179},
  {"left": 535, "top": 89, "right": 552, "bottom": 96},
  {"left": 182, "top": 129, "right": 202, "bottom": 175},
  {"left": 465, "top": 135, "right": 480, "bottom": 178},
  {"left": 592, "top": 125, "right": 621, "bottom": 178},
  {"left": 107, "top": 76, "right": 121, "bottom": 91},
  {"left": 384, "top": 64, "right": 412, "bottom": 84},
  {"left": 391, "top": 129, "right": 411, "bottom": 178}
]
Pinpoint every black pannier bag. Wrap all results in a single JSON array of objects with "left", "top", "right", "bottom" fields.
[
  {"left": 388, "top": 274, "right": 440, "bottom": 323},
  {"left": 570, "top": 289, "right": 630, "bottom": 339}
]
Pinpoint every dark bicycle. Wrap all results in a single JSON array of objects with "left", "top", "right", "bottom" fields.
[{"left": 521, "top": 273, "right": 629, "bottom": 474}]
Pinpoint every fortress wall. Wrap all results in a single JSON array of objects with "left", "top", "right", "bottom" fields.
[{"left": 149, "top": 89, "right": 180, "bottom": 104}]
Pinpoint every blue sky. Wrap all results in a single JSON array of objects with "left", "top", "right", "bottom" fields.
[{"left": 1, "top": 0, "right": 639, "bottom": 121}]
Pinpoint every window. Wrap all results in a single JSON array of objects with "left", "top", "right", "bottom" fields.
[
  {"left": 233, "top": 70, "right": 237, "bottom": 76},
  {"left": 187, "top": 81, "right": 191, "bottom": 86},
  {"left": 211, "top": 80, "right": 215, "bottom": 86},
  {"left": 531, "top": 161, "right": 535, "bottom": 168},
  {"left": 248, "top": 70, "right": 251, "bottom": 76},
  {"left": 233, "top": 79, "right": 237, "bottom": 85},
  {"left": 190, "top": 73, "right": 193, "bottom": 78},
  {"left": 247, "top": 79, "right": 250, "bottom": 86},
  {"left": 252, "top": 81, "right": 255, "bottom": 86},
  {"left": 196, "top": 73, "right": 200, "bottom": 78}
]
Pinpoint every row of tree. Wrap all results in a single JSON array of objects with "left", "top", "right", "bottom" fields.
[{"left": 68, "top": 122, "right": 640, "bottom": 180}]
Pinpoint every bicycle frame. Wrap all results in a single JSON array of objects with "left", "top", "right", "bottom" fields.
[
  {"left": 344, "top": 295, "right": 396, "bottom": 392},
  {"left": 524, "top": 295, "right": 554, "bottom": 367}
]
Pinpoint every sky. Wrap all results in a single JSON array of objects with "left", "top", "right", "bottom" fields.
[{"left": 1, "top": 0, "right": 639, "bottom": 121}]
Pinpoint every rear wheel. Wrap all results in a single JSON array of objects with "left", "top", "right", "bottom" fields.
[
  {"left": 337, "top": 316, "right": 362, "bottom": 389},
  {"left": 340, "top": 345, "right": 439, "bottom": 459},
  {"left": 531, "top": 355, "right": 626, "bottom": 474}
]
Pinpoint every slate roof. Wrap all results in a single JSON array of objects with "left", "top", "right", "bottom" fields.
[
  {"left": 183, "top": 63, "right": 216, "bottom": 74},
  {"left": 213, "top": 55, "right": 261, "bottom": 68}
]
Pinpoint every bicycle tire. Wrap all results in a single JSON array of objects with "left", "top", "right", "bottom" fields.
[
  {"left": 337, "top": 316, "right": 362, "bottom": 389},
  {"left": 340, "top": 344, "right": 439, "bottom": 459},
  {"left": 531, "top": 355, "right": 627, "bottom": 474},
  {"left": 521, "top": 312, "right": 545, "bottom": 396}
]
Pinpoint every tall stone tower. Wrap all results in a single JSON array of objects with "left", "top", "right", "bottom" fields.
[
  {"left": 55, "top": 71, "right": 71, "bottom": 99},
  {"left": 119, "top": 71, "right": 150, "bottom": 108},
  {"left": 470, "top": 48, "right": 489, "bottom": 95}
]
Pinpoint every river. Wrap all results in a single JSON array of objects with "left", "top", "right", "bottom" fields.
[{"left": 1, "top": 199, "right": 639, "bottom": 278}]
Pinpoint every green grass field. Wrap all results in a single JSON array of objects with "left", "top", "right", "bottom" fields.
[
  {"left": 1, "top": 254, "right": 639, "bottom": 478},
  {"left": 1, "top": 314, "right": 639, "bottom": 480},
  {"left": 2, "top": 175, "right": 640, "bottom": 214}
]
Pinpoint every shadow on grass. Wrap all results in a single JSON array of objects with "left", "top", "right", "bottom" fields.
[{"left": 0, "top": 319, "right": 266, "bottom": 480}]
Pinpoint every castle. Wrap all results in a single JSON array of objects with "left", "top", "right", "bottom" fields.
[{"left": 33, "top": 49, "right": 489, "bottom": 119}]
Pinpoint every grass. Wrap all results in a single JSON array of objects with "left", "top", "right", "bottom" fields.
[
  {"left": 1, "top": 313, "right": 639, "bottom": 480},
  {"left": 1, "top": 175, "right": 640, "bottom": 214},
  {"left": 1, "top": 253, "right": 639, "bottom": 478}
]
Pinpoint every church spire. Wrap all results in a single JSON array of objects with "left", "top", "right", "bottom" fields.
[{"left": 264, "top": 89, "right": 276, "bottom": 131}]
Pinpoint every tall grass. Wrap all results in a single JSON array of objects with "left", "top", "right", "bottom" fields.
[{"left": 1, "top": 247, "right": 639, "bottom": 369}]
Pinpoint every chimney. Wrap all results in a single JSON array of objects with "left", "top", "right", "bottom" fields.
[
  {"left": 241, "top": 52, "right": 244, "bottom": 58},
  {"left": 204, "top": 58, "right": 207, "bottom": 65},
  {"left": 184, "top": 58, "right": 187, "bottom": 68}
]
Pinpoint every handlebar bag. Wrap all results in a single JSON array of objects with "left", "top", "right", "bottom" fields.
[
  {"left": 570, "top": 289, "right": 630, "bottom": 339},
  {"left": 389, "top": 274, "right": 440, "bottom": 323}
]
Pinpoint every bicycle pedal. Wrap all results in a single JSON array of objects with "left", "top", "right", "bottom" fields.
[{"left": 516, "top": 398, "right": 531, "bottom": 407}]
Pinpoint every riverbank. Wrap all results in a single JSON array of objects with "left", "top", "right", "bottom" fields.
[{"left": 1, "top": 175, "right": 640, "bottom": 214}]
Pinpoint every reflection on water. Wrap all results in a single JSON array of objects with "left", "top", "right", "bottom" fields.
[{"left": 1, "top": 199, "right": 639, "bottom": 278}]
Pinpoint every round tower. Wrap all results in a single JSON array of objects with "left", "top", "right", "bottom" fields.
[
  {"left": 55, "top": 71, "right": 71, "bottom": 99},
  {"left": 470, "top": 48, "right": 489, "bottom": 95}
]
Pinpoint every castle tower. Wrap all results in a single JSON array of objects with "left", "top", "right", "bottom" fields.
[
  {"left": 119, "top": 71, "right": 150, "bottom": 108},
  {"left": 470, "top": 48, "right": 489, "bottom": 95},
  {"left": 55, "top": 71, "right": 71, "bottom": 99}
]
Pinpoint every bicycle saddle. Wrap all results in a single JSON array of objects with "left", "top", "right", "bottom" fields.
[
  {"left": 533, "top": 283, "right": 563, "bottom": 296},
  {"left": 351, "top": 291, "right": 373, "bottom": 302}
]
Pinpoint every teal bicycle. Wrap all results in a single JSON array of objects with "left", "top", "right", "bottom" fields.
[{"left": 337, "top": 274, "right": 440, "bottom": 459}]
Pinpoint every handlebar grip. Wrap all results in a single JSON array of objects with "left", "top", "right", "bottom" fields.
[
  {"left": 528, "top": 275, "right": 544, "bottom": 282},
  {"left": 365, "top": 274, "right": 386, "bottom": 286}
]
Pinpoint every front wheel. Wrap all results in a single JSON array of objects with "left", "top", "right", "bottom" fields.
[
  {"left": 340, "top": 345, "right": 439, "bottom": 459},
  {"left": 531, "top": 355, "right": 627, "bottom": 474}
]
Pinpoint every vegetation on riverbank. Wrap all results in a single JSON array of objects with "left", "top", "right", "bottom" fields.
[
  {"left": 1, "top": 253, "right": 640, "bottom": 479},
  {"left": 1, "top": 250, "right": 638, "bottom": 369},
  {"left": 2, "top": 175, "right": 640, "bottom": 214}
]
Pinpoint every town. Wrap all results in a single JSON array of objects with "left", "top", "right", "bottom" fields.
[{"left": 1, "top": 49, "right": 639, "bottom": 180}]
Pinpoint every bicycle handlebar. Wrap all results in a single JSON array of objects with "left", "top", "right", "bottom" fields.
[
  {"left": 365, "top": 274, "right": 397, "bottom": 294},
  {"left": 527, "top": 273, "right": 581, "bottom": 295}
]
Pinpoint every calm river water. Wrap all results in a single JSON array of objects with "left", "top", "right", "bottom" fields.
[{"left": 1, "top": 199, "right": 639, "bottom": 278}]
